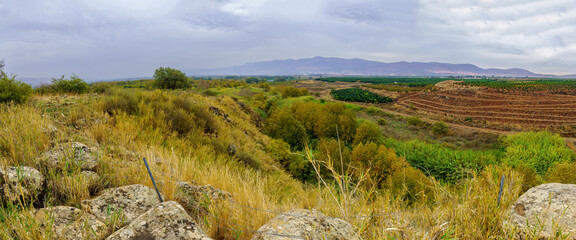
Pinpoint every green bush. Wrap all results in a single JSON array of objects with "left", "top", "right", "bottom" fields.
[
  {"left": 407, "top": 117, "right": 425, "bottom": 126},
  {"left": 52, "top": 75, "right": 89, "bottom": 94},
  {"left": 545, "top": 162, "right": 576, "bottom": 184},
  {"left": 353, "top": 121, "right": 383, "bottom": 145},
  {"left": 377, "top": 119, "right": 387, "bottom": 125},
  {"left": 153, "top": 67, "right": 190, "bottom": 90},
  {"left": 386, "top": 166, "right": 435, "bottom": 205},
  {"left": 432, "top": 121, "right": 449, "bottom": 135},
  {"left": 501, "top": 131, "right": 575, "bottom": 175},
  {"left": 366, "top": 106, "right": 380, "bottom": 115},
  {"left": 265, "top": 108, "right": 307, "bottom": 149},
  {"left": 0, "top": 72, "right": 32, "bottom": 104}
]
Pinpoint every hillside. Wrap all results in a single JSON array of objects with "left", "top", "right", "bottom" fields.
[
  {"left": 192, "top": 56, "right": 572, "bottom": 78},
  {"left": 1, "top": 77, "right": 576, "bottom": 239}
]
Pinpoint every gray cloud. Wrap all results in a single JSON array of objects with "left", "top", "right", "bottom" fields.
[{"left": 0, "top": 0, "right": 575, "bottom": 79}]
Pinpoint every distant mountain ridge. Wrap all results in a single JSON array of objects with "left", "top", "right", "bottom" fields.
[{"left": 193, "top": 56, "right": 574, "bottom": 78}]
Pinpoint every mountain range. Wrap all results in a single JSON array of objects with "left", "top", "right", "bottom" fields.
[{"left": 193, "top": 57, "right": 576, "bottom": 78}]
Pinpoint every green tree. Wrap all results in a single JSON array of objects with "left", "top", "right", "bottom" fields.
[
  {"left": 153, "top": 67, "right": 190, "bottom": 90},
  {"left": 353, "top": 121, "right": 383, "bottom": 145},
  {"left": 265, "top": 108, "right": 307, "bottom": 149}
]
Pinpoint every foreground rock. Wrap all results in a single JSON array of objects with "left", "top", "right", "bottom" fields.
[
  {"left": 106, "top": 201, "right": 212, "bottom": 240},
  {"left": 251, "top": 209, "right": 359, "bottom": 240},
  {"left": 37, "top": 142, "right": 98, "bottom": 171},
  {"left": 33, "top": 206, "right": 83, "bottom": 237},
  {"left": 509, "top": 183, "right": 576, "bottom": 238},
  {"left": 60, "top": 213, "right": 108, "bottom": 240},
  {"left": 81, "top": 184, "right": 164, "bottom": 225},
  {"left": 0, "top": 166, "right": 45, "bottom": 203},
  {"left": 174, "top": 182, "right": 232, "bottom": 216},
  {"left": 32, "top": 206, "right": 108, "bottom": 240}
]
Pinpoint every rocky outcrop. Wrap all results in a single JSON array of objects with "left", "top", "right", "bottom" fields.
[
  {"left": 81, "top": 184, "right": 164, "bottom": 225},
  {"left": 106, "top": 201, "right": 212, "bottom": 240},
  {"left": 509, "top": 183, "right": 576, "bottom": 238},
  {"left": 251, "top": 209, "right": 359, "bottom": 240},
  {"left": 0, "top": 166, "right": 45, "bottom": 203},
  {"left": 174, "top": 182, "right": 231, "bottom": 216},
  {"left": 37, "top": 142, "right": 98, "bottom": 171}
]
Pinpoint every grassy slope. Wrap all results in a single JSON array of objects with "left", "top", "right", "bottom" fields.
[{"left": 0, "top": 87, "right": 564, "bottom": 239}]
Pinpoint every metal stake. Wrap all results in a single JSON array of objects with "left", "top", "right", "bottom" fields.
[{"left": 143, "top": 158, "right": 163, "bottom": 202}]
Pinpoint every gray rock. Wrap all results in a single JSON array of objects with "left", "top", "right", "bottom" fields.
[
  {"left": 37, "top": 142, "right": 98, "bottom": 171},
  {"left": 33, "top": 206, "right": 83, "bottom": 237},
  {"left": 174, "top": 182, "right": 231, "bottom": 216},
  {"left": 509, "top": 183, "right": 576, "bottom": 238},
  {"left": 80, "top": 171, "right": 101, "bottom": 192},
  {"left": 251, "top": 209, "right": 359, "bottom": 240},
  {"left": 41, "top": 124, "right": 59, "bottom": 139},
  {"left": 0, "top": 166, "right": 45, "bottom": 203},
  {"left": 81, "top": 184, "right": 164, "bottom": 226},
  {"left": 106, "top": 201, "right": 212, "bottom": 240},
  {"left": 59, "top": 213, "right": 109, "bottom": 240}
]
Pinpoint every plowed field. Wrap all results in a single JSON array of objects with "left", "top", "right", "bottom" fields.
[{"left": 397, "top": 89, "right": 576, "bottom": 126}]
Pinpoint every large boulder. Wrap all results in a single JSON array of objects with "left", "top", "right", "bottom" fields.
[
  {"left": 37, "top": 142, "right": 98, "bottom": 171},
  {"left": 106, "top": 201, "right": 212, "bottom": 240},
  {"left": 174, "top": 182, "right": 231, "bottom": 216},
  {"left": 0, "top": 166, "right": 45, "bottom": 203},
  {"left": 509, "top": 183, "right": 576, "bottom": 238},
  {"left": 251, "top": 209, "right": 359, "bottom": 240},
  {"left": 81, "top": 184, "right": 164, "bottom": 226}
]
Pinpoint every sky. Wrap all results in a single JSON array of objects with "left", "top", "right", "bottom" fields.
[{"left": 1, "top": 0, "right": 575, "bottom": 80}]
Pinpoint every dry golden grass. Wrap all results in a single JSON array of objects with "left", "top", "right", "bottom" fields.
[{"left": 0, "top": 90, "right": 569, "bottom": 240}]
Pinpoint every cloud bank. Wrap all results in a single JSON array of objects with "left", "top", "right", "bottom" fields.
[{"left": 0, "top": 0, "right": 574, "bottom": 80}]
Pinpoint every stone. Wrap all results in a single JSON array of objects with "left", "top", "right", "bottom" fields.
[
  {"left": 59, "top": 213, "right": 109, "bottom": 240},
  {"left": 106, "top": 201, "right": 212, "bottom": 240},
  {"left": 81, "top": 184, "right": 165, "bottom": 226},
  {"left": 0, "top": 166, "right": 45, "bottom": 203},
  {"left": 80, "top": 171, "right": 101, "bottom": 192},
  {"left": 508, "top": 183, "right": 576, "bottom": 238},
  {"left": 33, "top": 206, "right": 83, "bottom": 237},
  {"left": 37, "top": 142, "right": 98, "bottom": 171},
  {"left": 228, "top": 144, "right": 237, "bottom": 156},
  {"left": 174, "top": 182, "right": 231, "bottom": 216},
  {"left": 41, "top": 124, "right": 59, "bottom": 139},
  {"left": 251, "top": 209, "right": 359, "bottom": 240}
]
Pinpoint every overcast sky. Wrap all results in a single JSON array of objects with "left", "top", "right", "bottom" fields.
[{"left": 1, "top": 0, "right": 575, "bottom": 80}]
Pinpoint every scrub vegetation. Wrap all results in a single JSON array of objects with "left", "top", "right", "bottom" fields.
[{"left": 1, "top": 71, "right": 575, "bottom": 239}]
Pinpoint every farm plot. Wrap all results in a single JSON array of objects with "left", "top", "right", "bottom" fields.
[{"left": 397, "top": 89, "right": 576, "bottom": 126}]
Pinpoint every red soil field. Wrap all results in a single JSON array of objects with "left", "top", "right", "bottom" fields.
[{"left": 397, "top": 89, "right": 576, "bottom": 127}]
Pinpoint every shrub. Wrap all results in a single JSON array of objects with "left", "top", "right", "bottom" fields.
[
  {"left": 545, "top": 162, "right": 576, "bottom": 184},
  {"left": 407, "top": 117, "right": 425, "bottom": 126},
  {"left": 377, "top": 119, "right": 387, "bottom": 125},
  {"left": 353, "top": 121, "right": 383, "bottom": 145},
  {"left": 502, "top": 131, "right": 575, "bottom": 175},
  {"left": 153, "top": 67, "right": 190, "bottom": 90},
  {"left": 281, "top": 86, "right": 308, "bottom": 98},
  {"left": 366, "top": 106, "right": 380, "bottom": 115},
  {"left": 265, "top": 108, "right": 307, "bottom": 149},
  {"left": 432, "top": 121, "right": 449, "bottom": 135},
  {"left": 0, "top": 73, "right": 32, "bottom": 104},
  {"left": 386, "top": 166, "right": 434, "bottom": 204},
  {"left": 52, "top": 75, "right": 89, "bottom": 94}
]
